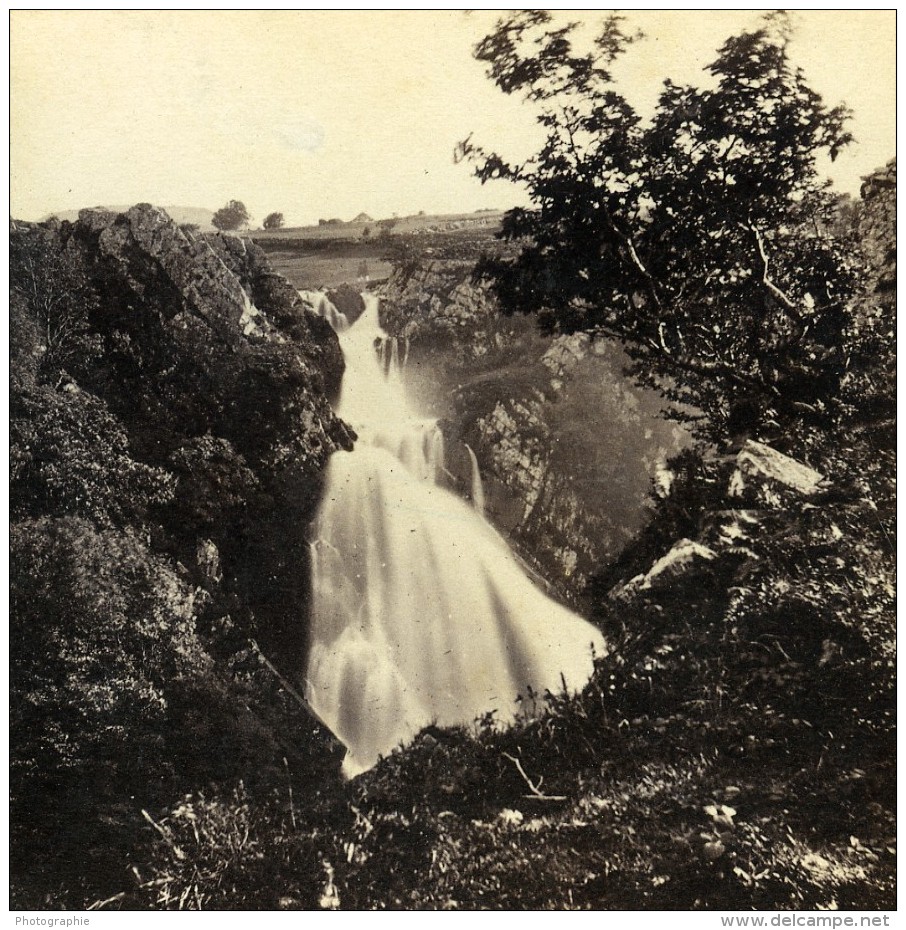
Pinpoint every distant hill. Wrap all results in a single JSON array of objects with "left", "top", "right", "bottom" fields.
[{"left": 44, "top": 205, "right": 215, "bottom": 231}]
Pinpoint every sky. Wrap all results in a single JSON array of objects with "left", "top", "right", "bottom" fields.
[{"left": 10, "top": 10, "right": 897, "bottom": 226}]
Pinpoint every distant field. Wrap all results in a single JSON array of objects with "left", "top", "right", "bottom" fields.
[
  {"left": 252, "top": 210, "right": 507, "bottom": 289},
  {"left": 262, "top": 250, "right": 393, "bottom": 290},
  {"left": 252, "top": 209, "right": 504, "bottom": 242}
]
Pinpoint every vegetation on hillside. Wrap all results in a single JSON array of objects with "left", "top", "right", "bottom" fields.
[
  {"left": 113, "top": 164, "right": 893, "bottom": 910},
  {"left": 10, "top": 207, "right": 349, "bottom": 907}
]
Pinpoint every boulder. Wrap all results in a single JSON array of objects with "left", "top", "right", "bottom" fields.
[
  {"left": 728, "top": 440, "right": 824, "bottom": 506},
  {"left": 611, "top": 538, "right": 717, "bottom": 601}
]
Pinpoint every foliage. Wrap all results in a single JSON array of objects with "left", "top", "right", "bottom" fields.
[
  {"left": 10, "top": 518, "right": 208, "bottom": 786},
  {"left": 8, "top": 163, "right": 893, "bottom": 910},
  {"left": 212, "top": 199, "right": 251, "bottom": 231},
  {"left": 10, "top": 382, "right": 175, "bottom": 525},
  {"left": 9, "top": 228, "right": 103, "bottom": 379},
  {"left": 124, "top": 785, "right": 326, "bottom": 910},
  {"left": 460, "top": 11, "right": 860, "bottom": 445},
  {"left": 263, "top": 211, "right": 285, "bottom": 230},
  {"left": 120, "top": 170, "right": 894, "bottom": 912}
]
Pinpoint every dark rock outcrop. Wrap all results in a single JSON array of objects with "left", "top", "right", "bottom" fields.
[
  {"left": 325, "top": 282, "right": 367, "bottom": 325},
  {"left": 56, "top": 204, "right": 352, "bottom": 652},
  {"left": 10, "top": 205, "right": 351, "bottom": 905}
]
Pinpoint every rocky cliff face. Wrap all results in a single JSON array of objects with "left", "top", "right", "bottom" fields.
[
  {"left": 380, "top": 259, "right": 503, "bottom": 361},
  {"left": 55, "top": 206, "right": 351, "bottom": 650},
  {"left": 10, "top": 205, "right": 350, "bottom": 904},
  {"left": 380, "top": 259, "right": 688, "bottom": 598}
]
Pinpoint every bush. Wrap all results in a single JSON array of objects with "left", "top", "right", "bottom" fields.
[
  {"left": 10, "top": 384, "right": 175, "bottom": 525},
  {"left": 10, "top": 518, "right": 208, "bottom": 786}
]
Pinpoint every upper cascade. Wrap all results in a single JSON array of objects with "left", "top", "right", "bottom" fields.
[{"left": 305, "top": 293, "right": 606, "bottom": 777}]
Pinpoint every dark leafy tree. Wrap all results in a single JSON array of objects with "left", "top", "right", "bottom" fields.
[
  {"left": 262, "top": 211, "right": 284, "bottom": 230},
  {"left": 212, "top": 199, "right": 251, "bottom": 231},
  {"left": 460, "top": 12, "right": 860, "bottom": 446},
  {"left": 10, "top": 230, "right": 102, "bottom": 379}
]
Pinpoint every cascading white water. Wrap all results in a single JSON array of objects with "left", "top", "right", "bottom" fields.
[
  {"left": 306, "top": 293, "right": 606, "bottom": 777},
  {"left": 465, "top": 444, "right": 486, "bottom": 516},
  {"left": 300, "top": 289, "right": 350, "bottom": 333}
]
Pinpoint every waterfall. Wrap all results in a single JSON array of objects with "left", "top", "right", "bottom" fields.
[
  {"left": 306, "top": 293, "right": 606, "bottom": 777},
  {"left": 465, "top": 444, "right": 486, "bottom": 516},
  {"left": 300, "top": 289, "right": 350, "bottom": 332}
]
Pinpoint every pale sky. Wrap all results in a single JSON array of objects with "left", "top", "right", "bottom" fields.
[{"left": 10, "top": 10, "right": 896, "bottom": 225}]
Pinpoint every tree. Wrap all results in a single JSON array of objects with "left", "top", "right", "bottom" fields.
[
  {"left": 262, "top": 212, "right": 284, "bottom": 230},
  {"left": 212, "top": 200, "right": 250, "bottom": 231},
  {"left": 10, "top": 230, "right": 102, "bottom": 379},
  {"left": 460, "top": 12, "right": 859, "bottom": 445}
]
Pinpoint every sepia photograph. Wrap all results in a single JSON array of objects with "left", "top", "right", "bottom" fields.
[{"left": 9, "top": 9, "right": 895, "bottom": 913}]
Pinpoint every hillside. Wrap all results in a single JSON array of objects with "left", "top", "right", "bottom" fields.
[
  {"left": 250, "top": 211, "right": 507, "bottom": 290},
  {"left": 252, "top": 208, "right": 505, "bottom": 241}
]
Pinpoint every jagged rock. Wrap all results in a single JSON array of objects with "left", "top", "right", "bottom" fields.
[
  {"left": 382, "top": 250, "right": 688, "bottom": 593},
  {"left": 542, "top": 333, "right": 591, "bottom": 380},
  {"left": 326, "top": 283, "right": 366, "bottom": 325},
  {"left": 728, "top": 440, "right": 824, "bottom": 505},
  {"left": 611, "top": 539, "right": 718, "bottom": 601},
  {"left": 380, "top": 260, "right": 499, "bottom": 358},
  {"left": 860, "top": 158, "right": 896, "bottom": 200},
  {"left": 13, "top": 204, "right": 352, "bottom": 669},
  {"left": 196, "top": 538, "right": 222, "bottom": 582}
]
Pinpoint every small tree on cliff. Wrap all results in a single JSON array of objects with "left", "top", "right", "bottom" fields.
[
  {"left": 212, "top": 200, "right": 250, "bottom": 231},
  {"left": 262, "top": 212, "right": 284, "bottom": 230},
  {"left": 10, "top": 230, "right": 102, "bottom": 379},
  {"left": 459, "top": 12, "right": 860, "bottom": 446}
]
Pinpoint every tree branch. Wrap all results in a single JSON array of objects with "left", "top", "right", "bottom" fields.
[
  {"left": 249, "top": 639, "right": 345, "bottom": 754},
  {"left": 502, "top": 752, "right": 567, "bottom": 801},
  {"left": 747, "top": 223, "right": 806, "bottom": 325}
]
